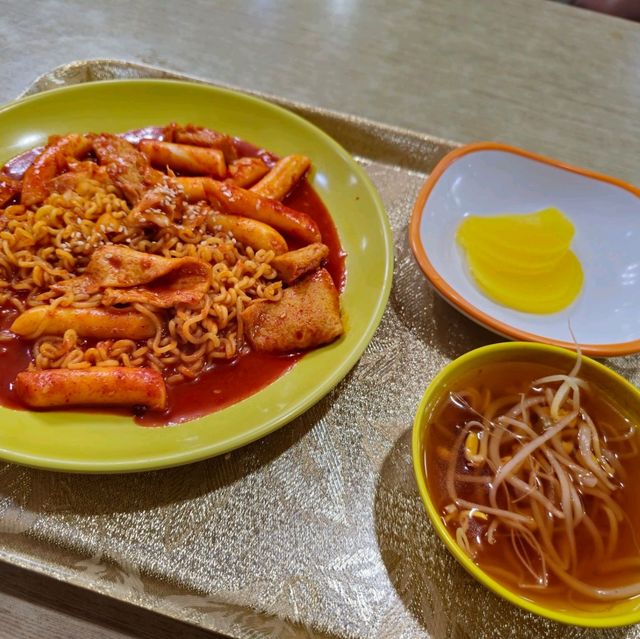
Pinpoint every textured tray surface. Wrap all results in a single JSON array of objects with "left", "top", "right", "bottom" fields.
[{"left": 1, "top": 60, "right": 638, "bottom": 639}]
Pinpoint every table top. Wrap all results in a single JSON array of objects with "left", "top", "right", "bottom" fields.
[{"left": 1, "top": 0, "right": 639, "bottom": 637}]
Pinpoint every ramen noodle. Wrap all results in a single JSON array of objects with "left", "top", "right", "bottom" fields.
[{"left": 0, "top": 124, "right": 345, "bottom": 421}]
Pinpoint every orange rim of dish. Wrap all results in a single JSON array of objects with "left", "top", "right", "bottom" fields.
[{"left": 408, "top": 141, "right": 640, "bottom": 357}]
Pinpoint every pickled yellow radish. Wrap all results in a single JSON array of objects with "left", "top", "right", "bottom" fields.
[
  {"left": 457, "top": 208, "right": 574, "bottom": 275},
  {"left": 457, "top": 208, "right": 583, "bottom": 313},
  {"left": 465, "top": 249, "right": 583, "bottom": 313}
]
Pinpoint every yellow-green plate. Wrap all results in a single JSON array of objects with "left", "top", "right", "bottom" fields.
[{"left": 0, "top": 79, "right": 393, "bottom": 472}]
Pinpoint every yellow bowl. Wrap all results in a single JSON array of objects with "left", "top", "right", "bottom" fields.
[{"left": 412, "top": 341, "right": 640, "bottom": 627}]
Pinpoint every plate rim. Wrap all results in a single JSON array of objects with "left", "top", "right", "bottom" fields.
[
  {"left": 0, "top": 78, "right": 394, "bottom": 472},
  {"left": 408, "top": 141, "right": 640, "bottom": 357}
]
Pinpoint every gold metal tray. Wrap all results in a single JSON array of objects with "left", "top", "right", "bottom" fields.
[{"left": 1, "top": 59, "right": 638, "bottom": 639}]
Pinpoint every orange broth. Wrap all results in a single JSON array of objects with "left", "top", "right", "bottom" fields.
[{"left": 423, "top": 361, "right": 640, "bottom": 611}]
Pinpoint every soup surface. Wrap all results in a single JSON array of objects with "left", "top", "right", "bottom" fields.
[{"left": 424, "top": 360, "right": 640, "bottom": 611}]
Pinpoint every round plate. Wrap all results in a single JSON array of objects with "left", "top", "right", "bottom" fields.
[
  {"left": 409, "top": 142, "right": 640, "bottom": 357},
  {"left": 0, "top": 79, "right": 393, "bottom": 472}
]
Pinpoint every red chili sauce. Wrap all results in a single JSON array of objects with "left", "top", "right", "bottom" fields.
[{"left": 0, "top": 127, "right": 346, "bottom": 425}]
